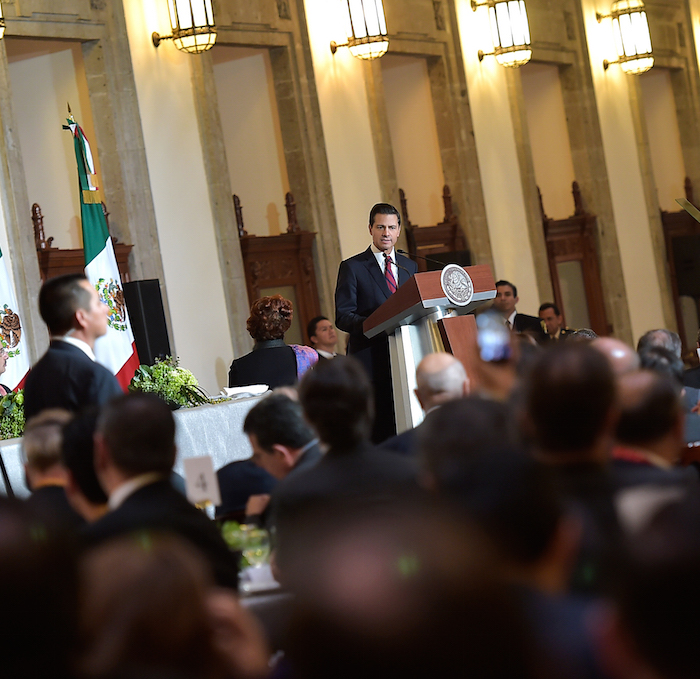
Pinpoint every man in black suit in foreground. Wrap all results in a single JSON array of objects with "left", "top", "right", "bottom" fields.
[
  {"left": 335, "top": 203, "right": 418, "bottom": 442},
  {"left": 24, "top": 273, "right": 123, "bottom": 420},
  {"left": 85, "top": 393, "right": 238, "bottom": 589},
  {"left": 494, "top": 279, "right": 546, "bottom": 343}
]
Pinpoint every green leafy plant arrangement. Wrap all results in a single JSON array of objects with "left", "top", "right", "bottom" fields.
[
  {"left": 0, "top": 390, "right": 25, "bottom": 440},
  {"left": 128, "top": 356, "right": 211, "bottom": 409}
]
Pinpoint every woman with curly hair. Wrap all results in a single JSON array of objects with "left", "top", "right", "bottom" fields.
[{"left": 228, "top": 295, "right": 317, "bottom": 389}]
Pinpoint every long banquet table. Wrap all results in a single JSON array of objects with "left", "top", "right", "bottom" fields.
[{"left": 0, "top": 394, "right": 265, "bottom": 498}]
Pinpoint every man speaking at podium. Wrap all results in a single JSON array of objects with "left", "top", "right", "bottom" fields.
[{"left": 335, "top": 203, "right": 418, "bottom": 443}]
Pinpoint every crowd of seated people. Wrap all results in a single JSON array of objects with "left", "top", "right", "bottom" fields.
[{"left": 7, "top": 317, "right": 700, "bottom": 679}]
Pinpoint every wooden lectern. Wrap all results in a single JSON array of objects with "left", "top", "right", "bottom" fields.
[{"left": 363, "top": 265, "right": 496, "bottom": 433}]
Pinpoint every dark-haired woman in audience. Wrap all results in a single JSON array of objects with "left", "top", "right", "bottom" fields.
[{"left": 228, "top": 295, "right": 317, "bottom": 390}]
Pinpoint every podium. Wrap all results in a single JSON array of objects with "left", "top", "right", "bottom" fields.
[{"left": 363, "top": 264, "right": 496, "bottom": 433}]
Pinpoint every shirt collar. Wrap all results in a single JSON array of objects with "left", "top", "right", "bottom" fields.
[
  {"left": 108, "top": 473, "right": 165, "bottom": 510},
  {"left": 371, "top": 244, "right": 396, "bottom": 259},
  {"left": 54, "top": 335, "right": 96, "bottom": 361},
  {"left": 506, "top": 310, "right": 517, "bottom": 327},
  {"left": 316, "top": 349, "right": 337, "bottom": 359}
]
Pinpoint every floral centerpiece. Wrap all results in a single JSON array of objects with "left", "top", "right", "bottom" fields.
[
  {"left": 128, "top": 356, "right": 211, "bottom": 409},
  {"left": 0, "top": 390, "right": 24, "bottom": 440}
]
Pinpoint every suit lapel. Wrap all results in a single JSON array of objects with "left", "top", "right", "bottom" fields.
[{"left": 362, "top": 248, "right": 391, "bottom": 300}]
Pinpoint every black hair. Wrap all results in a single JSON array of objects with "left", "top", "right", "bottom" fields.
[
  {"left": 538, "top": 302, "right": 560, "bottom": 316},
  {"left": 62, "top": 407, "right": 108, "bottom": 505},
  {"left": 307, "top": 316, "right": 328, "bottom": 344},
  {"left": 243, "top": 393, "right": 315, "bottom": 451},
  {"left": 39, "top": 273, "right": 92, "bottom": 336},
  {"left": 298, "top": 356, "right": 373, "bottom": 451},
  {"left": 369, "top": 203, "right": 401, "bottom": 227},
  {"left": 495, "top": 280, "right": 517, "bottom": 298},
  {"left": 97, "top": 394, "right": 176, "bottom": 476},
  {"left": 525, "top": 343, "right": 615, "bottom": 455}
]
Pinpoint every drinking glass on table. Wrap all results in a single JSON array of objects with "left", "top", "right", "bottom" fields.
[{"left": 242, "top": 527, "right": 270, "bottom": 568}]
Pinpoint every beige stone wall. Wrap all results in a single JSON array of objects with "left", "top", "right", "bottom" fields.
[{"left": 2, "top": 0, "right": 700, "bottom": 383}]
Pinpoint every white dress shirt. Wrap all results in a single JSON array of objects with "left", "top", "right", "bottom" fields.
[{"left": 54, "top": 335, "right": 96, "bottom": 361}]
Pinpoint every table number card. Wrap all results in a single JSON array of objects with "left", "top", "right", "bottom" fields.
[{"left": 183, "top": 455, "right": 222, "bottom": 507}]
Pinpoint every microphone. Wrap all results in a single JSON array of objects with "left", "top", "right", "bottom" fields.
[{"left": 397, "top": 249, "right": 449, "bottom": 269}]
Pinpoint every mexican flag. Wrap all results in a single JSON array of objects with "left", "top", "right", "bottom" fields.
[
  {"left": 65, "top": 113, "right": 139, "bottom": 389},
  {"left": 0, "top": 247, "right": 30, "bottom": 390}
]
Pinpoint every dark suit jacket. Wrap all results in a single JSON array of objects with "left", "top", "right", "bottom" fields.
[
  {"left": 335, "top": 247, "right": 418, "bottom": 354},
  {"left": 684, "top": 365, "right": 700, "bottom": 389},
  {"left": 84, "top": 479, "right": 238, "bottom": 589},
  {"left": 24, "top": 340, "right": 123, "bottom": 420},
  {"left": 513, "top": 313, "right": 547, "bottom": 342},
  {"left": 335, "top": 248, "right": 417, "bottom": 441},
  {"left": 25, "top": 484, "right": 85, "bottom": 531},
  {"left": 228, "top": 340, "right": 297, "bottom": 389}
]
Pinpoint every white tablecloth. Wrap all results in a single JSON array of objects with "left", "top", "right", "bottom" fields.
[{"left": 0, "top": 394, "right": 264, "bottom": 498}]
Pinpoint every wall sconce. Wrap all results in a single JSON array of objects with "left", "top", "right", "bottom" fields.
[
  {"left": 0, "top": 3, "right": 6, "bottom": 40},
  {"left": 471, "top": 0, "right": 532, "bottom": 68},
  {"left": 152, "top": 0, "right": 217, "bottom": 54},
  {"left": 596, "top": 0, "right": 654, "bottom": 74},
  {"left": 330, "top": 0, "right": 389, "bottom": 60}
]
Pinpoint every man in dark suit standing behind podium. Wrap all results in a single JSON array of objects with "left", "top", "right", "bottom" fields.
[
  {"left": 335, "top": 203, "right": 418, "bottom": 442},
  {"left": 24, "top": 274, "right": 123, "bottom": 420}
]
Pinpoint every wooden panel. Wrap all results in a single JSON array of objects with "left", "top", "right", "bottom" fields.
[
  {"left": 37, "top": 242, "right": 132, "bottom": 282},
  {"left": 238, "top": 231, "right": 321, "bottom": 342}
]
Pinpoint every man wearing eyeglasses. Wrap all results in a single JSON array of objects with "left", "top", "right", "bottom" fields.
[{"left": 334, "top": 203, "right": 418, "bottom": 442}]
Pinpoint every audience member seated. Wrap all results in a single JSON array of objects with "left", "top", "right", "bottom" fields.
[
  {"left": 274, "top": 357, "right": 416, "bottom": 574},
  {"left": 638, "top": 344, "right": 700, "bottom": 445},
  {"left": 84, "top": 393, "right": 239, "bottom": 589},
  {"left": 61, "top": 407, "right": 110, "bottom": 523},
  {"left": 418, "top": 396, "right": 516, "bottom": 491},
  {"left": 522, "top": 342, "right": 623, "bottom": 594},
  {"left": 637, "top": 328, "right": 682, "bottom": 358},
  {"left": 306, "top": 315, "right": 338, "bottom": 360},
  {"left": 228, "top": 295, "right": 317, "bottom": 389},
  {"left": 23, "top": 409, "right": 84, "bottom": 530},
  {"left": 215, "top": 459, "right": 277, "bottom": 524},
  {"left": 0, "top": 497, "right": 78, "bottom": 679},
  {"left": 380, "top": 352, "right": 469, "bottom": 456},
  {"left": 240, "top": 392, "right": 321, "bottom": 530},
  {"left": 592, "top": 337, "right": 640, "bottom": 377},
  {"left": 77, "top": 534, "right": 268, "bottom": 679},
  {"left": 281, "top": 501, "right": 547, "bottom": 679},
  {"left": 613, "top": 370, "right": 696, "bottom": 487},
  {"left": 598, "top": 491, "right": 700, "bottom": 679}
]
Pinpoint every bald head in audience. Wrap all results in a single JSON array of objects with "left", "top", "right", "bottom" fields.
[
  {"left": 414, "top": 353, "right": 469, "bottom": 412},
  {"left": 592, "top": 337, "right": 640, "bottom": 377}
]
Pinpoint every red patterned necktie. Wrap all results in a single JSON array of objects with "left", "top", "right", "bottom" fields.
[{"left": 384, "top": 253, "right": 397, "bottom": 294}]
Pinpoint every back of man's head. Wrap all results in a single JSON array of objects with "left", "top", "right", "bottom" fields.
[
  {"left": 298, "top": 356, "right": 372, "bottom": 451},
  {"left": 418, "top": 397, "right": 515, "bottom": 490},
  {"left": 244, "top": 393, "right": 315, "bottom": 452},
  {"left": 525, "top": 343, "right": 616, "bottom": 458},
  {"left": 97, "top": 393, "right": 176, "bottom": 477},
  {"left": 23, "top": 409, "right": 73, "bottom": 473},
  {"left": 637, "top": 329, "right": 682, "bottom": 359},
  {"left": 615, "top": 492, "right": 700, "bottom": 679},
  {"left": 39, "top": 273, "right": 91, "bottom": 336},
  {"left": 62, "top": 408, "right": 108, "bottom": 505},
  {"left": 415, "top": 353, "right": 468, "bottom": 410},
  {"left": 616, "top": 370, "right": 683, "bottom": 449},
  {"left": 638, "top": 345, "right": 684, "bottom": 387}
]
